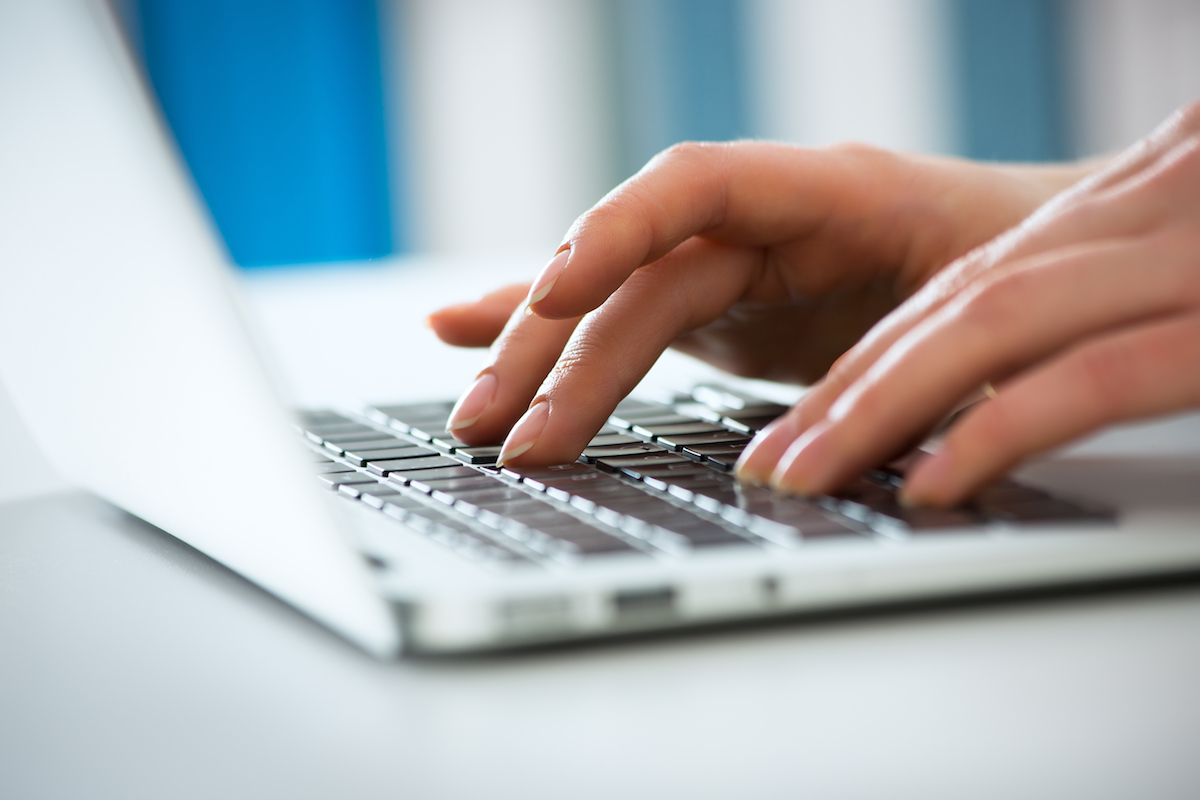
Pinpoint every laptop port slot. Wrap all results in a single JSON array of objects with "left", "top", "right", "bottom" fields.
[{"left": 613, "top": 587, "right": 676, "bottom": 620}]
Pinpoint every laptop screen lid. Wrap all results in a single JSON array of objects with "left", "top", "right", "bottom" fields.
[{"left": 0, "top": 0, "right": 399, "bottom": 656}]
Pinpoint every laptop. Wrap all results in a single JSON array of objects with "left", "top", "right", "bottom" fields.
[{"left": 4, "top": 0, "right": 1200, "bottom": 657}]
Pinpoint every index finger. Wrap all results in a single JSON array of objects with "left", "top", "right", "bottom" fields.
[{"left": 525, "top": 140, "right": 910, "bottom": 321}]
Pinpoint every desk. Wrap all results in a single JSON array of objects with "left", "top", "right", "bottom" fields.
[{"left": 3, "top": 258, "right": 1200, "bottom": 799}]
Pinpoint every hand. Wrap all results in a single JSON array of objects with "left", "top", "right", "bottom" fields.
[
  {"left": 737, "top": 102, "right": 1200, "bottom": 506},
  {"left": 428, "top": 140, "right": 1098, "bottom": 469}
]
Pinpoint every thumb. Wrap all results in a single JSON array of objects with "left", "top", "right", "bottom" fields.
[{"left": 426, "top": 282, "right": 531, "bottom": 347}]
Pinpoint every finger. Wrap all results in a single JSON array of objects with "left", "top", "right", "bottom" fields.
[
  {"left": 498, "top": 240, "right": 761, "bottom": 466},
  {"left": 777, "top": 135, "right": 1200, "bottom": 447},
  {"left": 526, "top": 141, "right": 913, "bottom": 320},
  {"left": 769, "top": 235, "right": 1196, "bottom": 495},
  {"left": 902, "top": 311, "right": 1200, "bottom": 506},
  {"left": 426, "top": 282, "right": 531, "bottom": 347},
  {"left": 445, "top": 300, "right": 582, "bottom": 446}
]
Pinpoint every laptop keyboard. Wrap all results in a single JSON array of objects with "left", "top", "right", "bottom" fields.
[{"left": 298, "top": 386, "right": 1112, "bottom": 571}]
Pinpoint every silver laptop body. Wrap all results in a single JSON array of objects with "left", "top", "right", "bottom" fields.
[{"left": 3, "top": 0, "right": 1200, "bottom": 657}]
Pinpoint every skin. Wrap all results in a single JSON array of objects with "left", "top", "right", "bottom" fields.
[{"left": 428, "top": 102, "right": 1200, "bottom": 506}]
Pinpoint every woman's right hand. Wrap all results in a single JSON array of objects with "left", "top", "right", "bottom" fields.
[{"left": 427, "top": 141, "right": 1099, "bottom": 467}]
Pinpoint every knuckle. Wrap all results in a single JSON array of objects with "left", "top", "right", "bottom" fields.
[
  {"left": 657, "top": 140, "right": 716, "bottom": 165},
  {"left": 826, "top": 140, "right": 885, "bottom": 161}
]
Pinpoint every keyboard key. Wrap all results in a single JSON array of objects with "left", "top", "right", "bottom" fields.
[
  {"left": 507, "top": 463, "right": 599, "bottom": 490},
  {"left": 364, "top": 453, "right": 450, "bottom": 475},
  {"left": 409, "top": 474, "right": 498, "bottom": 493},
  {"left": 580, "top": 442, "right": 665, "bottom": 462},
  {"left": 655, "top": 431, "right": 752, "bottom": 451},
  {"left": 408, "top": 424, "right": 452, "bottom": 442},
  {"left": 720, "top": 415, "right": 782, "bottom": 434},
  {"left": 316, "top": 471, "right": 379, "bottom": 490},
  {"left": 400, "top": 466, "right": 489, "bottom": 488},
  {"left": 316, "top": 461, "right": 357, "bottom": 473},
  {"left": 586, "top": 432, "right": 642, "bottom": 447},
  {"left": 369, "top": 401, "right": 456, "bottom": 430},
  {"left": 595, "top": 452, "right": 692, "bottom": 472},
  {"left": 376, "top": 457, "right": 470, "bottom": 478},
  {"left": 608, "top": 412, "right": 698, "bottom": 429},
  {"left": 631, "top": 421, "right": 728, "bottom": 439},
  {"left": 454, "top": 445, "right": 504, "bottom": 465},
  {"left": 355, "top": 445, "right": 437, "bottom": 461},
  {"left": 326, "top": 436, "right": 405, "bottom": 452}
]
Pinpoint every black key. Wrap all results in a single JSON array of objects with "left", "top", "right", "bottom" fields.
[
  {"left": 401, "top": 466, "right": 489, "bottom": 488},
  {"left": 364, "top": 445, "right": 438, "bottom": 459},
  {"left": 613, "top": 398, "right": 669, "bottom": 413},
  {"left": 327, "top": 437, "right": 406, "bottom": 453},
  {"left": 359, "top": 447, "right": 440, "bottom": 467},
  {"left": 430, "top": 436, "right": 464, "bottom": 453},
  {"left": 608, "top": 412, "right": 698, "bottom": 429},
  {"left": 436, "top": 486, "right": 528, "bottom": 505},
  {"left": 316, "top": 472, "right": 379, "bottom": 490},
  {"left": 586, "top": 433, "right": 642, "bottom": 447},
  {"left": 309, "top": 424, "right": 379, "bottom": 443},
  {"left": 316, "top": 461, "right": 357, "bottom": 473},
  {"left": 369, "top": 455, "right": 463, "bottom": 476},
  {"left": 632, "top": 421, "right": 728, "bottom": 439},
  {"left": 503, "top": 463, "right": 596, "bottom": 490},
  {"left": 472, "top": 499, "right": 557, "bottom": 518},
  {"left": 703, "top": 454, "right": 740, "bottom": 471},
  {"left": 573, "top": 538, "right": 638, "bottom": 555},
  {"left": 408, "top": 424, "right": 453, "bottom": 442},
  {"left": 359, "top": 488, "right": 407, "bottom": 509},
  {"left": 682, "top": 442, "right": 751, "bottom": 458},
  {"left": 455, "top": 445, "right": 504, "bottom": 465},
  {"left": 581, "top": 442, "right": 665, "bottom": 462},
  {"left": 369, "top": 401, "right": 455, "bottom": 427},
  {"left": 833, "top": 480, "right": 977, "bottom": 531},
  {"left": 981, "top": 498, "right": 1112, "bottom": 524},
  {"left": 306, "top": 423, "right": 379, "bottom": 439},
  {"left": 542, "top": 474, "right": 624, "bottom": 502},
  {"left": 410, "top": 475, "right": 498, "bottom": 493},
  {"left": 629, "top": 461, "right": 713, "bottom": 477},
  {"left": 655, "top": 431, "right": 752, "bottom": 450},
  {"left": 721, "top": 415, "right": 781, "bottom": 434},
  {"left": 343, "top": 445, "right": 432, "bottom": 466},
  {"left": 595, "top": 452, "right": 691, "bottom": 472}
]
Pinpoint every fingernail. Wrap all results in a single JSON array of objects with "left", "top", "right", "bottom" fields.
[
  {"left": 498, "top": 401, "right": 549, "bottom": 464},
  {"left": 734, "top": 415, "right": 799, "bottom": 485},
  {"left": 526, "top": 249, "right": 570, "bottom": 310},
  {"left": 448, "top": 373, "right": 498, "bottom": 431},
  {"left": 769, "top": 423, "right": 834, "bottom": 496}
]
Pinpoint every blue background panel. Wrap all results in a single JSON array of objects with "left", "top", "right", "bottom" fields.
[{"left": 133, "top": 0, "right": 394, "bottom": 267}]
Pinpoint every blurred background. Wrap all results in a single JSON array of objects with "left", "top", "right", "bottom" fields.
[{"left": 114, "top": 0, "right": 1200, "bottom": 269}]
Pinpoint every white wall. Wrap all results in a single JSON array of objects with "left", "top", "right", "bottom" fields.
[
  {"left": 386, "top": 0, "right": 617, "bottom": 256},
  {"left": 1068, "top": 0, "right": 1200, "bottom": 156},
  {"left": 744, "top": 0, "right": 957, "bottom": 154}
]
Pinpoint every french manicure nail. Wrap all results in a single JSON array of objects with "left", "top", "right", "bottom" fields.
[
  {"left": 526, "top": 249, "right": 570, "bottom": 310},
  {"left": 448, "top": 373, "right": 498, "bottom": 431},
  {"left": 734, "top": 415, "right": 798, "bottom": 485},
  {"left": 497, "top": 401, "right": 549, "bottom": 464},
  {"left": 769, "top": 423, "right": 834, "bottom": 495}
]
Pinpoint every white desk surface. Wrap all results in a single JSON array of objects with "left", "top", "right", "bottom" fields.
[{"left": 3, "top": 257, "right": 1200, "bottom": 799}]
